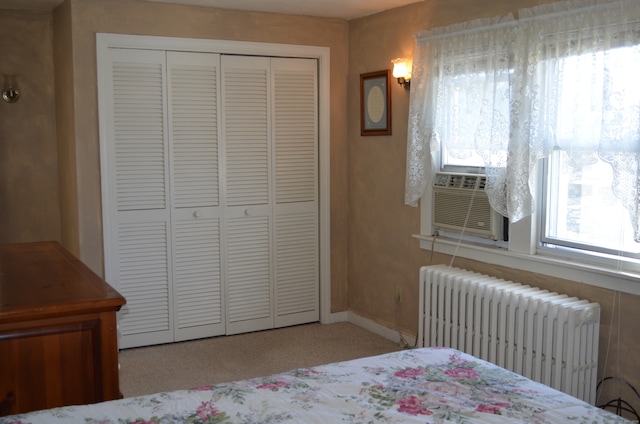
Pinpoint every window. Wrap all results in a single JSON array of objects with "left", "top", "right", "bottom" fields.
[
  {"left": 542, "top": 151, "right": 640, "bottom": 259},
  {"left": 541, "top": 44, "right": 640, "bottom": 259},
  {"left": 441, "top": 150, "right": 484, "bottom": 172},
  {"left": 406, "top": 0, "right": 640, "bottom": 288},
  {"left": 437, "top": 49, "right": 512, "bottom": 175}
]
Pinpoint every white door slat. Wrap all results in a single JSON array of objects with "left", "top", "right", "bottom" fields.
[
  {"left": 223, "top": 56, "right": 270, "bottom": 208},
  {"left": 274, "top": 63, "right": 317, "bottom": 205},
  {"left": 106, "top": 49, "right": 174, "bottom": 349},
  {"left": 275, "top": 212, "right": 318, "bottom": 319},
  {"left": 116, "top": 219, "right": 172, "bottom": 346},
  {"left": 225, "top": 212, "right": 272, "bottom": 331},
  {"left": 173, "top": 217, "right": 223, "bottom": 331},
  {"left": 271, "top": 58, "right": 319, "bottom": 327},
  {"left": 169, "top": 52, "right": 220, "bottom": 210},
  {"left": 111, "top": 53, "right": 168, "bottom": 213},
  {"left": 167, "top": 52, "right": 226, "bottom": 341}
]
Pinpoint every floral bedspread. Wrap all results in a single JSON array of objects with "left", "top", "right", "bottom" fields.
[{"left": 1, "top": 347, "right": 629, "bottom": 424}]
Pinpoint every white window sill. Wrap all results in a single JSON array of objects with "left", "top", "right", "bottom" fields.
[{"left": 414, "top": 233, "right": 640, "bottom": 296}]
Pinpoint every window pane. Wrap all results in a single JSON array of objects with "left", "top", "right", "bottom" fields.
[
  {"left": 553, "top": 46, "right": 639, "bottom": 149},
  {"left": 437, "top": 66, "right": 511, "bottom": 171},
  {"left": 544, "top": 150, "right": 640, "bottom": 256},
  {"left": 442, "top": 146, "right": 485, "bottom": 168}
]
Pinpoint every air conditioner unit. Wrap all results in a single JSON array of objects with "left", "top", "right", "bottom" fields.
[{"left": 432, "top": 172, "right": 503, "bottom": 240}]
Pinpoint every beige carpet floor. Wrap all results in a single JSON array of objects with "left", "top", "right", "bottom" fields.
[{"left": 118, "top": 322, "right": 403, "bottom": 397}]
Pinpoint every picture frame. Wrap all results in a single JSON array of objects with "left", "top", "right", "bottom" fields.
[{"left": 360, "top": 70, "right": 392, "bottom": 136}]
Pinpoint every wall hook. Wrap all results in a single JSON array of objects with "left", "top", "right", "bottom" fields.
[{"left": 2, "top": 74, "right": 20, "bottom": 103}]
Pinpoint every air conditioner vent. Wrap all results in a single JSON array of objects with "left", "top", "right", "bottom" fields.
[
  {"left": 448, "top": 175, "right": 463, "bottom": 188},
  {"left": 432, "top": 172, "right": 502, "bottom": 240},
  {"left": 434, "top": 174, "right": 449, "bottom": 187},
  {"left": 434, "top": 173, "right": 486, "bottom": 190},
  {"left": 461, "top": 176, "right": 477, "bottom": 189}
]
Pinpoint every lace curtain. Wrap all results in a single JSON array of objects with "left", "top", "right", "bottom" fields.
[{"left": 405, "top": 0, "right": 640, "bottom": 240}]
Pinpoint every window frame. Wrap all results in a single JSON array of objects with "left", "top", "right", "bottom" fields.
[
  {"left": 418, "top": 157, "right": 640, "bottom": 296},
  {"left": 539, "top": 152, "right": 640, "bottom": 261},
  {"left": 422, "top": 105, "right": 640, "bottom": 294},
  {"left": 415, "top": 19, "right": 640, "bottom": 295}
]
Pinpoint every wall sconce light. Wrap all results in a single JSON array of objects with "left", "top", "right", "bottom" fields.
[
  {"left": 391, "top": 58, "right": 412, "bottom": 90},
  {"left": 2, "top": 74, "right": 20, "bottom": 103}
]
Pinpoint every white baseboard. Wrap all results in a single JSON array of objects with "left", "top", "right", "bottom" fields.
[
  {"left": 329, "top": 311, "right": 416, "bottom": 348},
  {"left": 329, "top": 311, "right": 348, "bottom": 323}
]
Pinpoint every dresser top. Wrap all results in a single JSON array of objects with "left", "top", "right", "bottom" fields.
[{"left": 0, "top": 241, "right": 125, "bottom": 323}]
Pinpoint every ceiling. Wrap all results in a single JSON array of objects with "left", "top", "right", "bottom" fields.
[{"left": 0, "top": 0, "right": 422, "bottom": 20}]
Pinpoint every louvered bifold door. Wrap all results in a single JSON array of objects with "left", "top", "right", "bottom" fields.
[
  {"left": 167, "top": 52, "right": 225, "bottom": 341},
  {"left": 103, "top": 48, "right": 174, "bottom": 349},
  {"left": 221, "top": 55, "right": 274, "bottom": 335},
  {"left": 272, "top": 58, "right": 319, "bottom": 327}
]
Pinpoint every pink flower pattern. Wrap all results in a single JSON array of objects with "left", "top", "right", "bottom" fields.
[
  {"left": 195, "top": 400, "right": 220, "bottom": 420},
  {"left": 396, "top": 395, "right": 434, "bottom": 416},
  {"left": 297, "top": 369, "right": 321, "bottom": 377},
  {"left": 476, "top": 402, "right": 511, "bottom": 414},
  {"left": 257, "top": 380, "right": 289, "bottom": 391},
  {"left": 394, "top": 367, "right": 425, "bottom": 379},
  {"left": 444, "top": 367, "right": 480, "bottom": 379}
]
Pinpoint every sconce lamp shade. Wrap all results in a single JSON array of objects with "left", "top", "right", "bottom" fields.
[{"left": 391, "top": 58, "right": 412, "bottom": 89}]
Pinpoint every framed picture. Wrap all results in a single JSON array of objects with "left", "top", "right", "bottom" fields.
[{"left": 360, "top": 70, "right": 391, "bottom": 136}]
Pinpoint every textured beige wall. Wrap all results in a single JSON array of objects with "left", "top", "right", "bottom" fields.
[
  {"left": 52, "top": 0, "right": 79, "bottom": 256},
  {"left": 54, "top": 0, "right": 350, "bottom": 311},
  {"left": 348, "top": 0, "right": 639, "bottom": 415},
  {"left": 0, "top": 10, "right": 60, "bottom": 244}
]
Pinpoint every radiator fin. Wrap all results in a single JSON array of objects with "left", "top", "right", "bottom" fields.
[{"left": 419, "top": 264, "right": 600, "bottom": 405}]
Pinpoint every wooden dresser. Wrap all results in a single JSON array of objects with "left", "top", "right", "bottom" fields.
[{"left": 0, "top": 241, "right": 126, "bottom": 416}]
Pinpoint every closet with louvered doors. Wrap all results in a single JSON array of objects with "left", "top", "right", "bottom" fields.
[{"left": 100, "top": 48, "right": 319, "bottom": 349}]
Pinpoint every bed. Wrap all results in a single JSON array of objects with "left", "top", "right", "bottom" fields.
[{"left": 0, "top": 347, "right": 630, "bottom": 423}]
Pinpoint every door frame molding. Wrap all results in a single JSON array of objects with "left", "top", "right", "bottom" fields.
[{"left": 96, "top": 33, "right": 331, "bottom": 326}]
